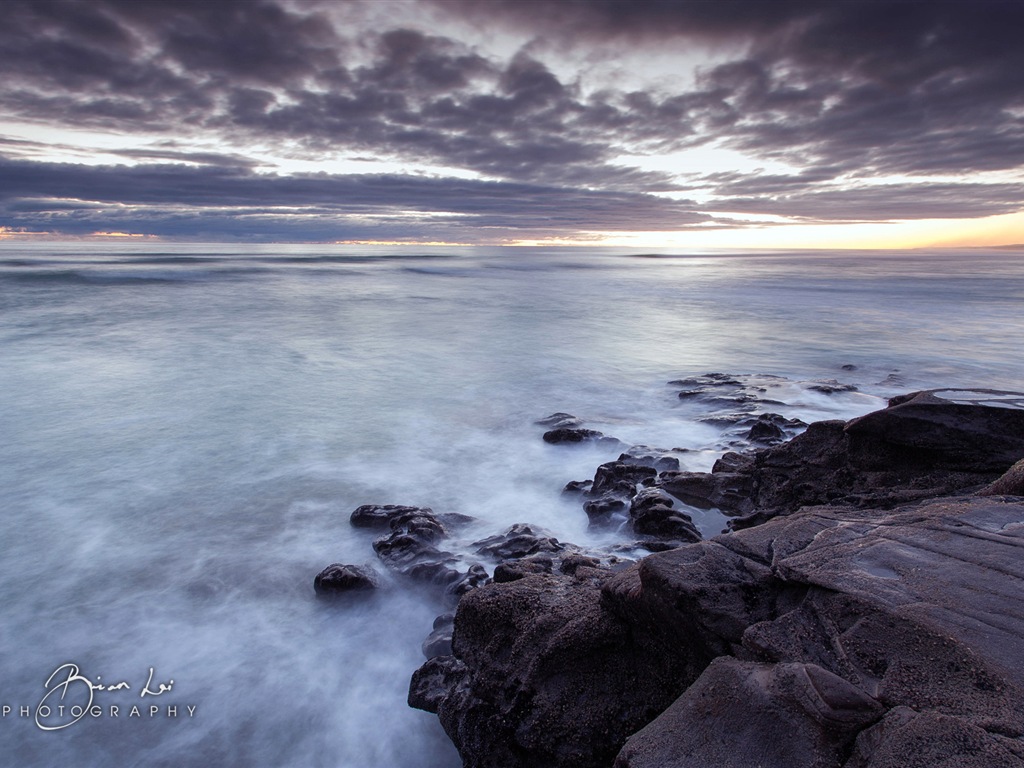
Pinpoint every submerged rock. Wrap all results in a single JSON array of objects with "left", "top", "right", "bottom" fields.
[
  {"left": 313, "top": 563, "right": 381, "bottom": 597},
  {"left": 536, "top": 412, "right": 584, "bottom": 429},
  {"left": 350, "top": 503, "right": 429, "bottom": 529},
  {"left": 543, "top": 427, "right": 618, "bottom": 445}
]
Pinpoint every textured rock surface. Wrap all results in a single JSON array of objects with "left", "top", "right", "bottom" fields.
[
  {"left": 414, "top": 496, "right": 1024, "bottom": 767},
  {"left": 412, "top": 569, "right": 708, "bottom": 768},
  {"left": 312, "top": 563, "right": 381, "bottom": 597},
  {"left": 657, "top": 389, "right": 1024, "bottom": 525},
  {"left": 409, "top": 393, "right": 1024, "bottom": 767},
  {"left": 615, "top": 658, "right": 883, "bottom": 768}
]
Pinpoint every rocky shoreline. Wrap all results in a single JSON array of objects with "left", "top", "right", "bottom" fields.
[{"left": 320, "top": 381, "right": 1024, "bottom": 767}]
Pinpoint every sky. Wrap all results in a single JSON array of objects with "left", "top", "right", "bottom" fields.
[{"left": 1, "top": 0, "right": 1023, "bottom": 248}]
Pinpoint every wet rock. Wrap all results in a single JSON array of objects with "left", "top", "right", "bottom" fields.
[
  {"left": 618, "top": 445, "right": 681, "bottom": 472},
  {"left": 493, "top": 555, "right": 553, "bottom": 583},
  {"left": 473, "top": 523, "right": 564, "bottom": 561},
  {"left": 562, "top": 479, "right": 593, "bottom": 495},
  {"left": 313, "top": 563, "right": 382, "bottom": 597},
  {"left": 409, "top": 654, "right": 467, "bottom": 713},
  {"left": 808, "top": 379, "right": 859, "bottom": 394},
  {"left": 583, "top": 495, "right": 628, "bottom": 525},
  {"left": 581, "top": 456, "right": 659, "bottom": 528},
  {"left": 417, "top": 495, "right": 1024, "bottom": 768},
  {"left": 543, "top": 427, "right": 614, "bottom": 445},
  {"left": 615, "top": 659, "right": 883, "bottom": 768},
  {"left": 628, "top": 489, "right": 701, "bottom": 542},
  {"left": 657, "top": 470, "right": 754, "bottom": 515},
  {"left": 746, "top": 415, "right": 786, "bottom": 443},
  {"left": 372, "top": 508, "right": 461, "bottom": 584},
  {"left": 536, "top": 412, "right": 584, "bottom": 429},
  {"left": 591, "top": 461, "right": 658, "bottom": 497},
  {"left": 422, "top": 614, "right": 456, "bottom": 658},
  {"left": 350, "top": 503, "right": 429, "bottom": 529},
  {"left": 558, "top": 553, "right": 601, "bottom": 575},
  {"left": 445, "top": 564, "right": 491, "bottom": 599},
  {"left": 668, "top": 373, "right": 743, "bottom": 388},
  {"left": 670, "top": 389, "right": 1024, "bottom": 526}
]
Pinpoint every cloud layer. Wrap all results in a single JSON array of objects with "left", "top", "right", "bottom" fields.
[{"left": 1, "top": 0, "right": 1022, "bottom": 241}]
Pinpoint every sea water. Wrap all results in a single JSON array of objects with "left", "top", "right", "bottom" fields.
[{"left": 1, "top": 243, "right": 1022, "bottom": 766}]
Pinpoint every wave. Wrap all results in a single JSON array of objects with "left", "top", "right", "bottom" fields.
[{"left": 0, "top": 267, "right": 266, "bottom": 285}]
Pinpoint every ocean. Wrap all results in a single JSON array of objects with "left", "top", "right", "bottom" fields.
[{"left": 1, "top": 243, "right": 1022, "bottom": 766}]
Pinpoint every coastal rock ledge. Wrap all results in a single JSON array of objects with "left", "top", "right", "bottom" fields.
[{"left": 410, "top": 390, "right": 1024, "bottom": 768}]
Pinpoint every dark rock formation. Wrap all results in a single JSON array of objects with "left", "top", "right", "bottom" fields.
[
  {"left": 980, "top": 458, "right": 1024, "bottom": 496},
  {"left": 313, "top": 563, "right": 381, "bottom": 597},
  {"left": 543, "top": 427, "right": 613, "bottom": 444},
  {"left": 579, "top": 460, "right": 660, "bottom": 527},
  {"left": 410, "top": 569, "right": 708, "bottom": 768},
  {"left": 615, "top": 659, "right": 883, "bottom": 768},
  {"left": 472, "top": 523, "right": 564, "bottom": 561},
  {"left": 628, "top": 488, "right": 701, "bottom": 542},
  {"left": 536, "top": 412, "right": 584, "bottom": 429},
  {"left": 808, "top": 379, "right": 859, "bottom": 394},
  {"left": 658, "top": 389, "right": 1024, "bottom": 526},
  {"left": 408, "top": 391, "right": 1024, "bottom": 767},
  {"left": 350, "top": 503, "right": 427, "bottom": 529},
  {"left": 413, "top": 495, "right": 1024, "bottom": 768},
  {"left": 618, "top": 445, "right": 682, "bottom": 472},
  {"left": 372, "top": 507, "right": 462, "bottom": 585}
]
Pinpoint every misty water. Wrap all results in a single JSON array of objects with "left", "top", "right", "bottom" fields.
[{"left": 1, "top": 243, "right": 1022, "bottom": 766}]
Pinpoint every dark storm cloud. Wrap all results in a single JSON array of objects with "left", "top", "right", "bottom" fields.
[
  {"left": 432, "top": 0, "right": 1024, "bottom": 179},
  {"left": 713, "top": 181, "right": 1024, "bottom": 222},
  {"left": 2, "top": 0, "right": 1023, "bottom": 239},
  {"left": 0, "top": 157, "right": 711, "bottom": 240}
]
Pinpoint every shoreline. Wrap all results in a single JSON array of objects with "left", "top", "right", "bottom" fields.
[{"left": 375, "top": 385, "right": 1024, "bottom": 767}]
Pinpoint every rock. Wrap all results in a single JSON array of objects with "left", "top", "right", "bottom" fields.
[
  {"left": 614, "top": 659, "right": 883, "bottom": 768},
  {"left": 618, "top": 446, "right": 681, "bottom": 472},
  {"left": 536, "top": 412, "right": 584, "bottom": 429},
  {"left": 808, "top": 379, "right": 859, "bottom": 394},
  {"left": 657, "top": 470, "right": 754, "bottom": 514},
  {"left": 422, "top": 614, "right": 456, "bottom": 658},
  {"left": 846, "top": 707, "right": 1024, "bottom": 768},
  {"left": 747, "top": 415, "right": 786, "bottom": 443},
  {"left": 472, "top": 523, "right": 564, "bottom": 562},
  {"left": 846, "top": 389, "right": 1024, "bottom": 473},
  {"left": 583, "top": 495, "right": 628, "bottom": 525},
  {"left": 409, "top": 654, "right": 467, "bottom": 713},
  {"left": 493, "top": 556, "right": 553, "bottom": 583},
  {"left": 313, "top": 563, "right": 382, "bottom": 597},
  {"left": 979, "top": 458, "right": 1024, "bottom": 496},
  {"left": 445, "top": 563, "right": 491, "bottom": 599},
  {"left": 413, "top": 571, "right": 708, "bottom": 768},
  {"left": 372, "top": 507, "right": 461, "bottom": 584},
  {"left": 562, "top": 479, "right": 593, "bottom": 494},
  {"left": 543, "top": 427, "right": 614, "bottom": 444},
  {"left": 628, "top": 489, "right": 701, "bottom": 542},
  {"left": 417, "top": 495, "right": 1024, "bottom": 767},
  {"left": 559, "top": 553, "right": 601, "bottom": 575},
  {"left": 582, "top": 459, "right": 688, "bottom": 529},
  {"left": 591, "top": 461, "right": 658, "bottom": 497},
  {"left": 350, "top": 503, "right": 430, "bottom": 529},
  {"left": 666, "top": 389, "right": 1024, "bottom": 527}
]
